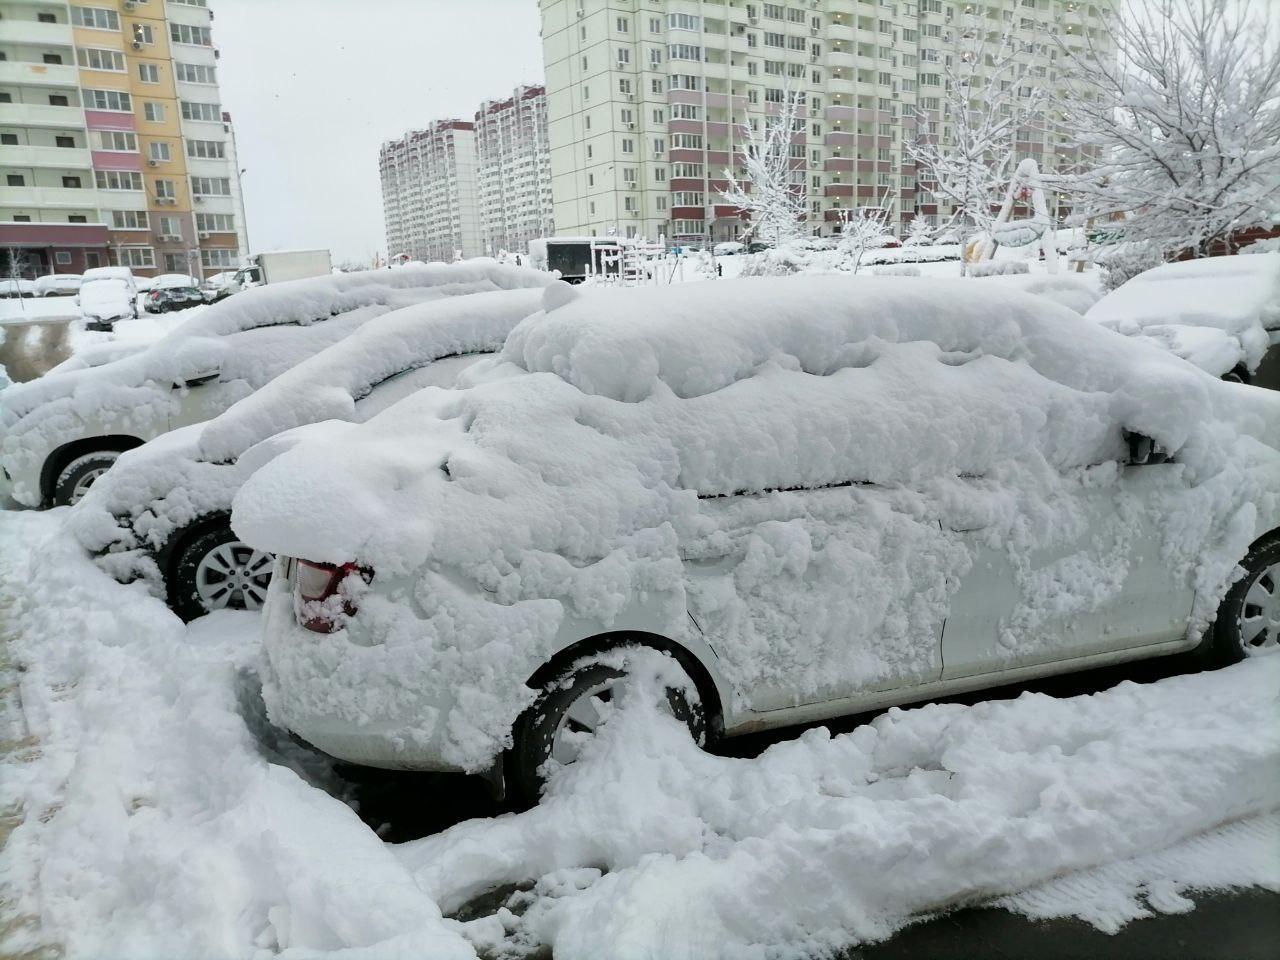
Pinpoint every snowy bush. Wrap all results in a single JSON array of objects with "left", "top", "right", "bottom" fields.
[
  {"left": 1096, "top": 244, "right": 1165, "bottom": 292},
  {"left": 968, "top": 261, "right": 1029, "bottom": 277},
  {"left": 737, "top": 249, "right": 803, "bottom": 277},
  {"left": 873, "top": 265, "right": 922, "bottom": 277}
]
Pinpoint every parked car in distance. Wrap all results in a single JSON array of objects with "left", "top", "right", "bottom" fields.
[
  {"left": 0, "top": 279, "right": 37, "bottom": 299},
  {"left": 33, "top": 274, "right": 82, "bottom": 297},
  {"left": 144, "top": 285, "right": 205, "bottom": 313},
  {"left": 76, "top": 267, "right": 138, "bottom": 331},
  {"left": 712, "top": 242, "right": 745, "bottom": 257},
  {"left": 0, "top": 261, "right": 553, "bottom": 508},
  {"left": 1085, "top": 252, "right": 1280, "bottom": 384},
  {"left": 68, "top": 285, "right": 551, "bottom": 620},
  {"left": 231, "top": 278, "right": 1280, "bottom": 805}
]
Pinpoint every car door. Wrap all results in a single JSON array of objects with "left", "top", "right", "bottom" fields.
[
  {"left": 940, "top": 461, "right": 1195, "bottom": 680},
  {"left": 683, "top": 485, "right": 966, "bottom": 713}
]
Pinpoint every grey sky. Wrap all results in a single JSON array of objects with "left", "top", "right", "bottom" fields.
[{"left": 214, "top": 0, "right": 543, "bottom": 264}]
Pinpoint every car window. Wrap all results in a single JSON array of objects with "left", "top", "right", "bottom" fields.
[{"left": 353, "top": 353, "right": 489, "bottom": 421}]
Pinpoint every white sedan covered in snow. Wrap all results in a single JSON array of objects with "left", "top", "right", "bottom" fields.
[
  {"left": 0, "top": 261, "right": 551, "bottom": 507},
  {"left": 1085, "top": 251, "right": 1280, "bottom": 383},
  {"left": 66, "top": 286, "right": 550, "bottom": 620},
  {"left": 231, "top": 278, "right": 1280, "bottom": 804}
]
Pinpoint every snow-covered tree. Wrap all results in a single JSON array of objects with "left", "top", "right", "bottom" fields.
[
  {"left": 836, "top": 188, "right": 897, "bottom": 274},
  {"left": 1051, "top": 0, "right": 1280, "bottom": 257},
  {"left": 720, "top": 92, "right": 807, "bottom": 247},
  {"left": 904, "top": 217, "right": 933, "bottom": 246},
  {"left": 906, "top": 16, "right": 1047, "bottom": 274}
]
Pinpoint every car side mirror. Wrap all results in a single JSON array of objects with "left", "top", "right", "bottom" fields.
[
  {"left": 1123, "top": 429, "right": 1171, "bottom": 466},
  {"left": 173, "top": 370, "right": 220, "bottom": 390}
]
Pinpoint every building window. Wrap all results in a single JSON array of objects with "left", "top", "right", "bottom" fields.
[
  {"left": 671, "top": 133, "right": 703, "bottom": 149},
  {"left": 654, "top": 167, "right": 667, "bottom": 182},
  {"left": 0, "top": 94, "right": 10, "bottom": 104},
  {"left": 180, "top": 101, "right": 221, "bottom": 122},
  {"left": 117, "top": 247, "right": 155, "bottom": 268},
  {"left": 94, "top": 130, "right": 137, "bottom": 151},
  {"left": 144, "top": 102, "right": 165, "bottom": 122},
  {"left": 175, "top": 62, "right": 217, "bottom": 84},
  {"left": 6, "top": 175, "right": 25, "bottom": 187},
  {"left": 192, "top": 176, "right": 231, "bottom": 197},
  {"left": 616, "top": 16, "right": 629, "bottom": 32},
  {"left": 77, "top": 48, "right": 126, "bottom": 71},
  {"left": 48, "top": 94, "right": 69, "bottom": 106},
  {"left": 170, "top": 23, "right": 213, "bottom": 46},
  {"left": 616, "top": 47, "right": 631, "bottom": 65},
  {"left": 201, "top": 249, "right": 236, "bottom": 269},
  {"left": 84, "top": 252, "right": 101, "bottom": 268},
  {"left": 672, "top": 191, "right": 705, "bottom": 206},
  {"left": 55, "top": 135, "right": 75, "bottom": 147},
  {"left": 186, "top": 138, "right": 226, "bottom": 159},
  {"left": 55, "top": 251, "right": 73, "bottom": 265},
  {"left": 132, "top": 23, "right": 154, "bottom": 44},
  {"left": 149, "top": 141, "right": 171, "bottom": 162},
  {"left": 667, "top": 13, "right": 700, "bottom": 31},
  {"left": 138, "top": 63, "right": 160, "bottom": 83},
  {"left": 154, "top": 179, "right": 176, "bottom": 200},
  {"left": 71, "top": 7, "right": 120, "bottom": 30},
  {"left": 656, "top": 196, "right": 667, "bottom": 211},
  {"left": 668, "top": 44, "right": 701, "bottom": 61},
  {"left": 0, "top": 134, "right": 17, "bottom": 145},
  {"left": 653, "top": 138, "right": 665, "bottom": 154},
  {"left": 111, "top": 210, "right": 150, "bottom": 229},
  {"left": 621, "top": 138, "right": 634, "bottom": 154},
  {"left": 196, "top": 213, "right": 234, "bottom": 233},
  {"left": 619, "top": 78, "right": 632, "bottom": 95},
  {"left": 62, "top": 176, "right": 82, "bottom": 188},
  {"left": 164, "top": 253, "right": 188, "bottom": 273},
  {"left": 587, "top": 173, "right": 594, "bottom": 187},
  {"left": 85, "top": 89, "right": 132, "bottom": 112},
  {"left": 12, "top": 215, "right": 30, "bottom": 221},
  {"left": 68, "top": 214, "right": 88, "bottom": 223},
  {"left": 649, "top": 17, "right": 661, "bottom": 32},
  {"left": 624, "top": 196, "right": 636, "bottom": 212},
  {"left": 38, "top": 12, "right": 57, "bottom": 22},
  {"left": 651, "top": 78, "right": 664, "bottom": 94},
  {"left": 96, "top": 170, "right": 144, "bottom": 191},
  {"left": 158, "top": 215, "right": 181, "bottom": 238},
  {"left": 672, "top": 219, "right": 705, "bottom": 235}
]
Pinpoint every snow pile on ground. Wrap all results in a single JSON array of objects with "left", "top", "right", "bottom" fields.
[
  {"left": 0, "top": 262, "right": 551, "bottom": 506},
  {"left": 2, "top": 510, "right": 1277, "bottom": 960},
  {"left": 233, "top": 277, "right": 1280, "bottom": 771},
  {"left": 1085, "top": 252, "right": 1280, "bottom": 377},
  {"left": 65, "top": 286, "right": 548, "bottom": 585}
]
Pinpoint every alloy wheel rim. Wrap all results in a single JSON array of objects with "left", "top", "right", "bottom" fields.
[
  {"left": 69, "top": 466, "right": 110, "bottom": 504},
  {"left": 194, "top": 541, "right": 273, "bottom": 611},
  {"left": 549, "top": 678, "right": 630, "bottom": 766},
  {"left": 1239, "top": 560, "right": 1280, "bottom": 655}
]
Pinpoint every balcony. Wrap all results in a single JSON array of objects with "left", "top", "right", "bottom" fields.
[
  {"left": 0, "top": 102, "right": 85, "bottom": 129},
  {"left": 0, "top": 60, "right": 79, "bottom": 88},
  {"left": 5, "top": 144, "right": 92, "bottom": 169},
  {"left": 1, "top": 186, "right": 99, "bottom": 209},
  {"left": 0, "top": 220, "right": 108, "bottom": 248},
  {"left": 0, "top": 19, "right": 73, "bottom": 47}
]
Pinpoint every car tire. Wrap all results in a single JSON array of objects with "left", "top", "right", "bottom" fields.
[
  {"left": 1222, "top": 364, "right": 1252, "bottom": 386},
  {"left": 507, "top": 655, "right": 705, "bottom": 807},
  {"left": 1201, "top": 533, "right": 1280, "bottom": 666},
  {"left": 53, "top": 450, "right": 121, "bottom": 506},
  {"left": 167, "top": 521, "right": 275, "bottom": 622}
]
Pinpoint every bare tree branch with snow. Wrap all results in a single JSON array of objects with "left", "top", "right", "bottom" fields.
[
  {"left": 720, "top": 91, "right": 808, "bottom": 247},
  {"left": 906, "top": 15, "right": 1047, "bottom": 274},
  {"left": 837, "top": 186, "right": 898, "bottom": 274},
  {"left": 1050, "top": 0, "right": 1280, "bottom": 257}
]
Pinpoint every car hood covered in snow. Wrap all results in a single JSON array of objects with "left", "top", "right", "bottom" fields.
[
  {"left": 0, "top": 261, "right": 552, "bottom": 505},
  {"left": 233, "top": 278, "right": 1280, "bottom": 770},
  {"left": 66, "top": 286, "right": 551, "bottom": 577},
  {"left": 1085, "top": 252, "right": 1280, "bottom": 377}
]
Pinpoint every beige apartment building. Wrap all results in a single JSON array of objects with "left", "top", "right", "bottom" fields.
[
  {"left": 0, "top": 0, "right": 247, "bottom": 278},
  {"left": 539, "top": 0, "right": 1109, "bottom": 242}
]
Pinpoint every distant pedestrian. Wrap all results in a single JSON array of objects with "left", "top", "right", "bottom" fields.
[{"left": 716, "top": 263, "right": 723, "bottom": 277}]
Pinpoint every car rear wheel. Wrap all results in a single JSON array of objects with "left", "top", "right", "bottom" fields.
[
  {"left": 1203, "top": 534, "right": 1280, "bottom": 664},
  {"left": 507, "top": 655, "right": 705, "bottom": 807},
  {"left": 53, "top": 450, "right": 120, "bottom": 506},
  {"left": 168, "top": 522, "right": 274, "bottom": 622}
]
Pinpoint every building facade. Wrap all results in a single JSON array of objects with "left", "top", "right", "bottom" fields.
[
  {"left": 380, "top": 85, "right": 554, "bottom": 262},
  {"left": 474, "top": 84, "right": 554, "bottom": 255},
  {"left": 0, "top": 0, "right": 247, "bottom": 279},
  {"left": 539, "top": 0, "right": 1109, "bottom": 242},
  {"left": 379, "top": 119, "right": 482, "bottom": 263}
]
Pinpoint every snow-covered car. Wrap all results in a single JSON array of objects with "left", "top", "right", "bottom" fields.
[
  {"left": 232, "top": 278, "right": 1280, "bottom": 803},
  {"left": 68, "top": 286, "right": 550, "bottom": 620},
  {"left": 33, "top": 274, "right": 82, "bottom": 297},
  {"left": 1085, "top": 252, "right": 1280, "bottom": 383},
  {"left": 0, "top": 278, "right": 37, "bottom": 299},
  {"left": 0, "top": 261, "right": 552, "bottom": 508},
  {"left": 76, "top": 266, "right": 139, "bottom": 331},
  {"left": 712, "top": 242, "right": 745, "bottom": 257},
  {"left": 144, "top": 285, "right": 204, "bottom": 314}
]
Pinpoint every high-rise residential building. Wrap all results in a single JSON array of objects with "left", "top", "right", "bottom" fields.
[
  {"left": 0, "top": 0, "right": 248, "bottom": 279},
  {"left": 539, "top": 0, "right": 1110, "bottom": 243},
  {"left": 380, "top": 85, "right": 555, "bottom": 262},
  {"left": 379, "top": 119, "right": 482, "bottom": 263},
  {"left": 474, "top": 84, "right": 554, "bottom": 255}
]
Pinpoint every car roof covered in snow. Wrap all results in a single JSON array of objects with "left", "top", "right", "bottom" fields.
[{"left": 232, "top": 276, "right": 1280, "bottom": 570}]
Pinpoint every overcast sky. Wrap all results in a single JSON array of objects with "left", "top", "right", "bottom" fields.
[{"left": 214, "top": 0, "right": 543, "bottom": 265}]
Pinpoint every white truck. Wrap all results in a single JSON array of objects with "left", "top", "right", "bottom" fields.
[{"left": 214, "top": 249, "right": 332, "bottom": 299}]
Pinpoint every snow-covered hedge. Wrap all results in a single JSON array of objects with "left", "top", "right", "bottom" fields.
[
  {"left": 232, "top": 277, "right": 1280, "bottom": 773},
  {"left": 969, "top": 260, "right": 1030, "bottom": 277}
]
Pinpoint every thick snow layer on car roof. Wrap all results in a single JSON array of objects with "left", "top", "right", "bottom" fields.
[
  {"left": 1085, "top": 252, "right": 1280, "bottom": 374},
  {"left": 0, "top": 261, "right": 550, "bottom": 505},
  {"left": 66, "top": 287, "right": 548, "bottom": 572},
  {"left": 233, "top": 277, "right": 1280, "bottom": 770}
]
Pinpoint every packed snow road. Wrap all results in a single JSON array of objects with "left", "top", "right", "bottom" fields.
[{"left": 0, "top": 507, "right": 1276, "bottom": 960}]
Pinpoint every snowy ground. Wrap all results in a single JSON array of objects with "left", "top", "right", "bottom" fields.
[{"left": 1, "top": 507, "right": 1276, "bottom": 959}]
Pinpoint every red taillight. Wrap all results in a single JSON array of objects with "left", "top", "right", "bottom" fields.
[{"left": 293, "top": 559, "right": 371, "bottom": 633}]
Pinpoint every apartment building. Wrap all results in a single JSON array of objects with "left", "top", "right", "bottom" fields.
[
  {"left": 0, "top": 0, "right": 247, "bottom": 278},
  {"left": 379, "top": 119, "right": 482, "bottom": 263},
  {"left": 539, "top": 0, "right": 1110, "bottom": 242},
  {"left": 380, "top": 85, "right": 554, "bottom": 262},
  {"left": 475, "top": 84, "right": 554, "bottom": 255}
]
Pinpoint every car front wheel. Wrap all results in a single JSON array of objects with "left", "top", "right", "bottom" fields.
[
  {"left": 1205, "top": 533, "right": 1280, "bottom": 664},
  {"left": 507, "top": 654, "right": 705, "bottom": 807},
  {"left": 53, "top": 450, "right": 121, "bottom": 506},
  {"left": 168, "top": 522, "right": 274, "bottom": 622}
]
